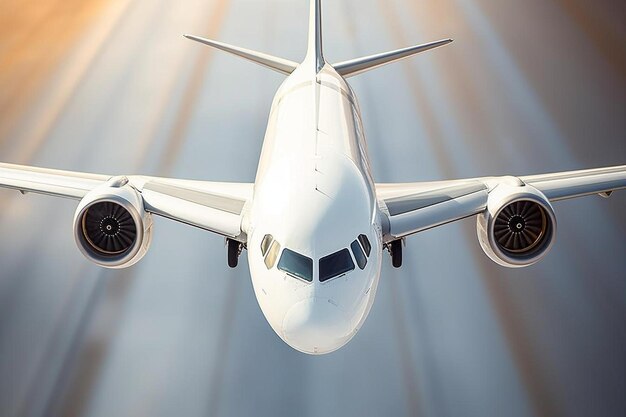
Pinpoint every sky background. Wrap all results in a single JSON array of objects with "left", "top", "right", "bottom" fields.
[{"left": 0, "top": 1, "right": 624, "bottom": 416}]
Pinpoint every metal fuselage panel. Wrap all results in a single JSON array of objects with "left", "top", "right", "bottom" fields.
[{"left": 246, "top": 64, "right": 383, "bottom": 354}]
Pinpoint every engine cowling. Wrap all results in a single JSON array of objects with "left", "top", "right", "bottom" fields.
[
  {"left": 73, "top": 178, "right": 153, "bottom": 269},
  {"left": 477, "top": 178, "right": 557, "bottom": 268}
]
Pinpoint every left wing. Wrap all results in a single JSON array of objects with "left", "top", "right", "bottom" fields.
[
  {"left": 377, "top": 165, "right": 626, "bottom": 242},
  {"left": 0, "top": 162, "right": 253, "bottom": 240}
]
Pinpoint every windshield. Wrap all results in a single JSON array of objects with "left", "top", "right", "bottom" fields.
[
  {"left": 278, "top": 249, "right": 313, "bottom": 282},
  {"left": 351, "top": 240, "right": 367, "bottom": 269},
  {"left": 260, "top": 234, "right": 274, "bottom": 256},
  {"left": 358, "top": 234, "right": 371, "bottom": 257},
  {"left": 319, "top": 248, "right": 355, "bottom": 282},
  {"left": 264, "top": 240, "right": 281, "bottom": 269}
]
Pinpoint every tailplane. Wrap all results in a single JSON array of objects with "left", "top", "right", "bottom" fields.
[
  {"left": 185, "top": 0, "right": 452, "bottom": 78},
  {"left": 183, "top": 35, "right": 298, "bottom": 76},
  {"left": 334, "top": 38, "right": 453, "bottom": 78}
]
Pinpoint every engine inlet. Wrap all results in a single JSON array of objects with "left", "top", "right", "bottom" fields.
[
  {"left": 493, "top": 200, "right": 548, "bottom": 255},
  {"left": 81, "top": 201, "right": 137, "bottom": 255}
]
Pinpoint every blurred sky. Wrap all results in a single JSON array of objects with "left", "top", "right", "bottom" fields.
[{"left": 0, "top": 1, "right": 624, "bottom": 417}]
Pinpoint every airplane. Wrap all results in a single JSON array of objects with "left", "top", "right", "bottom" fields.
[{"left": 1, "top": 0, "right": 625, "bottom": 355}]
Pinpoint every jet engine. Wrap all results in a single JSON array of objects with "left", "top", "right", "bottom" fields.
[
  {"left": 73, "top": 177, "right": 153, "bottom": 268},
  {"left": 477, "top": 178, "right": 557, "bottom": 268}
]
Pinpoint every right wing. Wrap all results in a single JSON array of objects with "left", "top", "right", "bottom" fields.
[
  {"left": 0, "top": 162, "right": 110, "bottom": 199},
  {"left": 377, "top": 165, "right": 626, "bottom": 242},
  {"left": 0, "top": 162, "right": 253, "bottom": 240}
]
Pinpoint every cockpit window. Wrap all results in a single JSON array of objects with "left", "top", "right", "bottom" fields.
[
  {"left": 278, "top": 249, "right": 313, "bottom": 282},
  {"left": 264, "top": 240, "right": 281, "bottom": 269},
  {"left": 358, "top": 234, "right": 372, "bottom": 257},
  {"left": 319, "top": 249, "right": 355, "bottom": 282},
  {"left": 351, "top": 240, "right": 367, "bottom": 270},
  {"left": 260, "top": 234, "right": 274, "bottom": 256}
]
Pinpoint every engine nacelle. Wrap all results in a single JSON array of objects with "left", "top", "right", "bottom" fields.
[
  {"left": 477, "top": 178, "right": 557, "bottom": 268},
  {"left": 73, "top": 177, "right": 153, "bottom": 269}
]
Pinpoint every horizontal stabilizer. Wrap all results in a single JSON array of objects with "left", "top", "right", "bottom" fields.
[
  {"left": 334, "top": 39, "right": 453, "bottom": 78},
  {"left": 184, "top": 34, "right": 298, "bottom": 76}
]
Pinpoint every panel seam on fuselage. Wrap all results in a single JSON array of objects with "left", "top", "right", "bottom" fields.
[{"left": 270, "top": 80, "right": 356, "bottom": 119}]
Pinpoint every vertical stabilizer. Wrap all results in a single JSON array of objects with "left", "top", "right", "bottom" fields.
[{"left": 306, "top": 0, "right": 325, "bottom": 73}]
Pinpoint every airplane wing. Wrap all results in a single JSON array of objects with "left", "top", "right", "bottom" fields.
[
  {"left": 377, "top": 165, "right": 626, "bottom": 242},
  {"left": 0, "top": 162, "right": 253, "bottom": 240}
]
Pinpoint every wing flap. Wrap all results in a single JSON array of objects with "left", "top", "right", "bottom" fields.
[
  {"left": 384, "top": 182, "right": 486, "bottom": 216},
  {"left": 521, "top": 165, "right": 626, "bottom": 201},
  {"left": 0, "top": 162, "right": 109, "bottom": 199},
  {"left": 137, "top": 179, "right": 251, "bottom": 238},
  {"left": 142, "top": 181, "right": 246, "bottom": 215},
  {"left": 379, "top": 181, "right": 488, "bottom": 240},
  {"left": 387, "top": 189, "right": 488, "bottom": 239},
  {"left": 0, "top": 163, "right": 254, "bottom": 241},
  {"left": 377, "top": 165, "right": 625, "bottom": 241}
]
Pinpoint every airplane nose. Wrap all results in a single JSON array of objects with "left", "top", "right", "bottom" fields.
[{"left": 282, "top": 297, "right": 352, "bottom": 354}]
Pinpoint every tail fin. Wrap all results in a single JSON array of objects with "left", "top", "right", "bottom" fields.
[
  {"left": 183, "top": 35, "right": 298, "bottom": 76},
  {"left": 334, "top": 39, "right": 453, "bottom": 78},
  {"left": 306, "top": 0, "right": 325, "bottom": 73}
]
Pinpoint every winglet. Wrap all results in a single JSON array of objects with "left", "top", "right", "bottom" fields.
[
  {"left": 184, "top": 34, "right": 298, "bottom": 76},
  {"left": 334, "top": 38, "right": 453, "bottom": 78}
]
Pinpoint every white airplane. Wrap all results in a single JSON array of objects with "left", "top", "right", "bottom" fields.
[{"left": 1, "top": 0, "right": 625, "bottom": 355}]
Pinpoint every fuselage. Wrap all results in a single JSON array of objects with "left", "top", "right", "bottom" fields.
[{"left": 246, "top": 62, "right": 383, "bottom": 354}]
